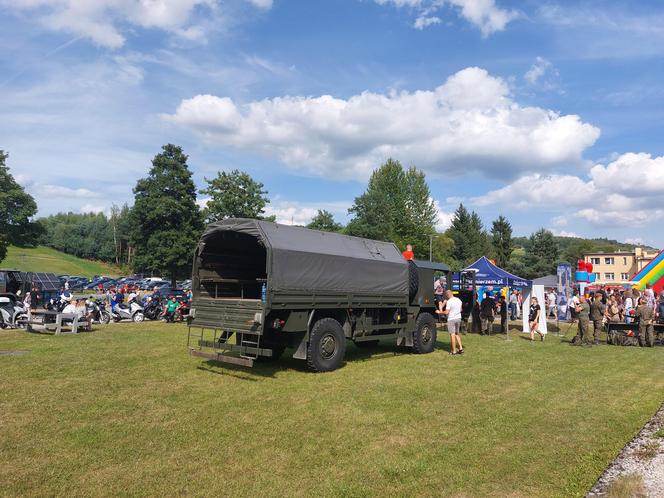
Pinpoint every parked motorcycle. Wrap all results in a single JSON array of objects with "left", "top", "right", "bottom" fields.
[
  {"left": 0, "top": 294, "right": 28, "bottom": 329},
  {"left": 112, "top": 298, "right": 145, "bottom": 322},
  {"left": 86, "top": 297, "right": 111, "bottom": 324},
  {"left": 142, "top": 296, "right": 163, "bottom": 321}
]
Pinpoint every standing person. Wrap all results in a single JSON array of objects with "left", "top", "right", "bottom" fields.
[
  {"left": 497, "top": 294, "right": 508, "bottom": 334},
  {"left": 529, "top": 296, "right": 544, "bottom": 341},
  {"left": 644, "top": 283, "right": 656, "bottom": 309},
  {"left": 635, "top": 297, "right": 655, "bottom": 347},
  {"left": 29, "top": 285, "right": 40, "bottom": 311},
  {"left": 441, "top": 290, "right": 464, "bottom": 355},
  {"left": 573, "top": 295, "right": 592, "bottom": 346},
  {"left": 656, "top": 293, "right": 664, "bottom": 324},
  {"left": 516, "top": 290, "right": 522, "bottom": 319},
  {"left": 509, "top": 291, "right": 518, "bottom": 321},
  {"left": 471, "top": 296, "right": 481, "bottom": 333},
  {"left": 606, "top": 295, "right": 621, "bottom": 323},
  {"left": 547, "top": 288, "right": 557, "bottom": 318},
  {"left": 402, "top": 244, "right": 414, "bottom": 261},
  {"left": 589, "top": 294, "right": 606, "bottom": 345},
  {"left": 479, "top": 292, "right": 495, "bottom": 336},
  {"left": 570, "top": 290, "right": 580, "bottom": 323},
  {"left": 624, "top": 291, "right": 635, "bottom": 325}
]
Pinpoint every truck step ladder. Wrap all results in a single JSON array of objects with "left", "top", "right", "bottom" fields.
[{"left": 239, "top": 332, "right": 261, "bottom": 361}]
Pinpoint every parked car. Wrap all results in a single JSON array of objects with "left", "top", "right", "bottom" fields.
[{"left": 151, "top": 288, "right": 189, "bottom": 302}]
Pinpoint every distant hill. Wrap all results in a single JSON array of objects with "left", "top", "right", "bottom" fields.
[
  {"left": 2, "top": 246, "right": 123, "bottom": 277},
  {"left": 513, "top": 235, "right": 658, "bottom": 256}
]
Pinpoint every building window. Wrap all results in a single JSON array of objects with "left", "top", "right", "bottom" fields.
[
  {"left": 604, "top": 272, "right": 615, "bottom": 280},
  {"left": 590, "top": 257, "right": 600, "bottom": 265},
  {"left": 623, "top": 257, "right": 628, "bottom": 265},
  {"left": 594, "top": 273, "right": 600, "bottom": 280},
  {"left": 621, "top": 273, "right": 630, "bottom": 280},
  {"left": 604, "top": 257, "right": 615, "bottom": 265}
]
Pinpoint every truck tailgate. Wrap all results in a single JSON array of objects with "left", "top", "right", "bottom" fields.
[{"left": 190, "top": 298, "right": 264, "bottom": 334}]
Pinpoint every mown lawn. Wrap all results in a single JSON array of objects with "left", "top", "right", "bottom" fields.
[
  {"left": 1, "top": 323, "right": 663, "bottom": 497},
  {"left": 3, "top": 245, "right": 122, "bottom": 277}
]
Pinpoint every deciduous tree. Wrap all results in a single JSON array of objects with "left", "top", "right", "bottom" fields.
[
  {"left": 0, "top": 151, "right": 39, "bottom": 262},
  {"left": 346, "top": 158, "right": 437, "bottom": 258},
  {"left": 307, "top": 210, "right": 343, "bottom": 232},
  {"left": 201, "top": 169, "right": 269, "bottom": 223}
]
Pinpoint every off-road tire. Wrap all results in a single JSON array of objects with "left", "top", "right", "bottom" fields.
[
  {"left": 307, "top": 317, "right": 346, "bottom": 372},
  {"left": 413, "top": 312, "right": 437, "bottom": 354},
  {"left": 132, "top": 312, "right": 144, "bottom": 323},
  {"left": 354, "top": 340, "right": 380, "bottom": 348},
  {"left": 101, "top": 312, "right": 111, "bottom": 325},
  {"left": 408, "top": 260, "right": 419, "bottom": 301}
]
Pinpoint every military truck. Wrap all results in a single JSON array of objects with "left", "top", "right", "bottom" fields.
[{"left": 187, "top": 219, "right": 451, "bottom": 372}]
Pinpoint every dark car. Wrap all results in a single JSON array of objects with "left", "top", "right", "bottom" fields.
[{"left": 151, "top": 288, "right": 189, "bottom": 302}]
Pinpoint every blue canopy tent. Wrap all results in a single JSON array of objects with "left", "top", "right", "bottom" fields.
[{"left": 454, "top": 256, "right": 531, "bottom": 289}]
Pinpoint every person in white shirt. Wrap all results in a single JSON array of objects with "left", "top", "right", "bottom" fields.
[
  {"left": 547, "top": 289, "right": 557, "bottom": 318},
  {"left": 441, "top": 290, "right": 464, "bottom": 355},
  {"left": 62, "top": 300, "right": 78, "bottom": 315}
]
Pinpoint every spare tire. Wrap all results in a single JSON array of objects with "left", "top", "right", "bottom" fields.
[{"left": 408, "top": 260, "right": 419, "bottom": 301}]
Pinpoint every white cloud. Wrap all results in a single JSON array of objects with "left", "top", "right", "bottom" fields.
[
  {"left": 80, "top": 203, "right": 108, "bottom": 214},
  {"left": 0, "top": 0, "right": 271, "bottom": 48},
  {"left": 264, "top": 200, "right": 350, "bottom": 226},
  {"left": 432, "top": 198, "right": 454, "bottom": 231},
  {"left": 414, "top": 15, "right": 441, "bottom": 29},
  {"left": 589, "top": 152, "right": 664, "bottom": 196},
  {"left": 552, "top": 215, "right": 567, "bottom": 227},
  {"left": 164, "top": 67, "right": 600, "bottom": 180},
  {"left": 40, "top": 184, "right": 101, "bottom": 198},
  {"left": 376, "top": 0, "right": 517, "bottom": 35},
  {"left": 473, "top": 174, "right": 596, "bottom": 208},
  {"left": 476, "top": 152, "right": 664, "bottom": 229},
  {"left": 550, "top": 229, "right": 579, "bottom": 238},
  {"left": 525, "top": 56, "right": 552, "bottom": 85}
]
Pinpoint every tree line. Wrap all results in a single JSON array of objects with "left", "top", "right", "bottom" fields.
[{"left": 0, "top": 145, "right": 651, "bottom": 282}]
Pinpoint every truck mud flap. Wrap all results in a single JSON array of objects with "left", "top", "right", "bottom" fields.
[{"left": 189, "top": 348, "right": 254, "bottom": 368}]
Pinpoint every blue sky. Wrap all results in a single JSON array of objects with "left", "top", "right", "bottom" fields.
[{"left": 2, "top": 0, "right": 664, "bottom": 247}]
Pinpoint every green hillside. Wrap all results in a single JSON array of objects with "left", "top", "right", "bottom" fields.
[{"left": 2, "top": 246, "right": 122, "bottom": 277}]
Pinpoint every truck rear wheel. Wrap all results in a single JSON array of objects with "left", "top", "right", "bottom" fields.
[
  {"left": 413, "top": 313, "right": 436, "bottom": 354},
  {"left": 307, "top": 318, "right": 346, "bottom": 372}
]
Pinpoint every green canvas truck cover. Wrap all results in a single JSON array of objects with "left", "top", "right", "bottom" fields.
[{"left": 197, "top": 219, "right": 408, "bottom": 297}]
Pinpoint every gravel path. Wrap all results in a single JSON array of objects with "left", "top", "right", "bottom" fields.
[{"left": 588, "top": 402, "right": 664, "bottom": 497}]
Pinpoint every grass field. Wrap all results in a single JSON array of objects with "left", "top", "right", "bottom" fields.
[
  {"left": 1, "top": 323, "right": 663, "bottom": 497},
  {"left": 2, "top": 245, "right": 122, "bottom": 277}
]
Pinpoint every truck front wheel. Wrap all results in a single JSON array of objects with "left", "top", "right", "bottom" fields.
[
  {"left": 307, "top": 318, "right": 346, "bottom": 372},
  {"left": 413, "top": 313, "right": 437, "bottom": 354}
]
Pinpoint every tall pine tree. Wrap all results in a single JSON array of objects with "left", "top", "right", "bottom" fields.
[
  {"left": 447, "top": 204, "right": 489, "bottom": 266},
  {"left": 491, "top": 215, "right": 513, "bottom": 268},
  {"left": 130, "top": 144, "right": 203, "bottom": 285}
]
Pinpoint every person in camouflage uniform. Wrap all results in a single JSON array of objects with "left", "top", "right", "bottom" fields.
[
  {"left": 572, "top": 295, "right": 592, "bottom": 346},
  {"left": 635, "top": 297, "right": 655, "bottom": 347},
  {"left": 589, "top": 294, "right": 606, "bottom": 345}
]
